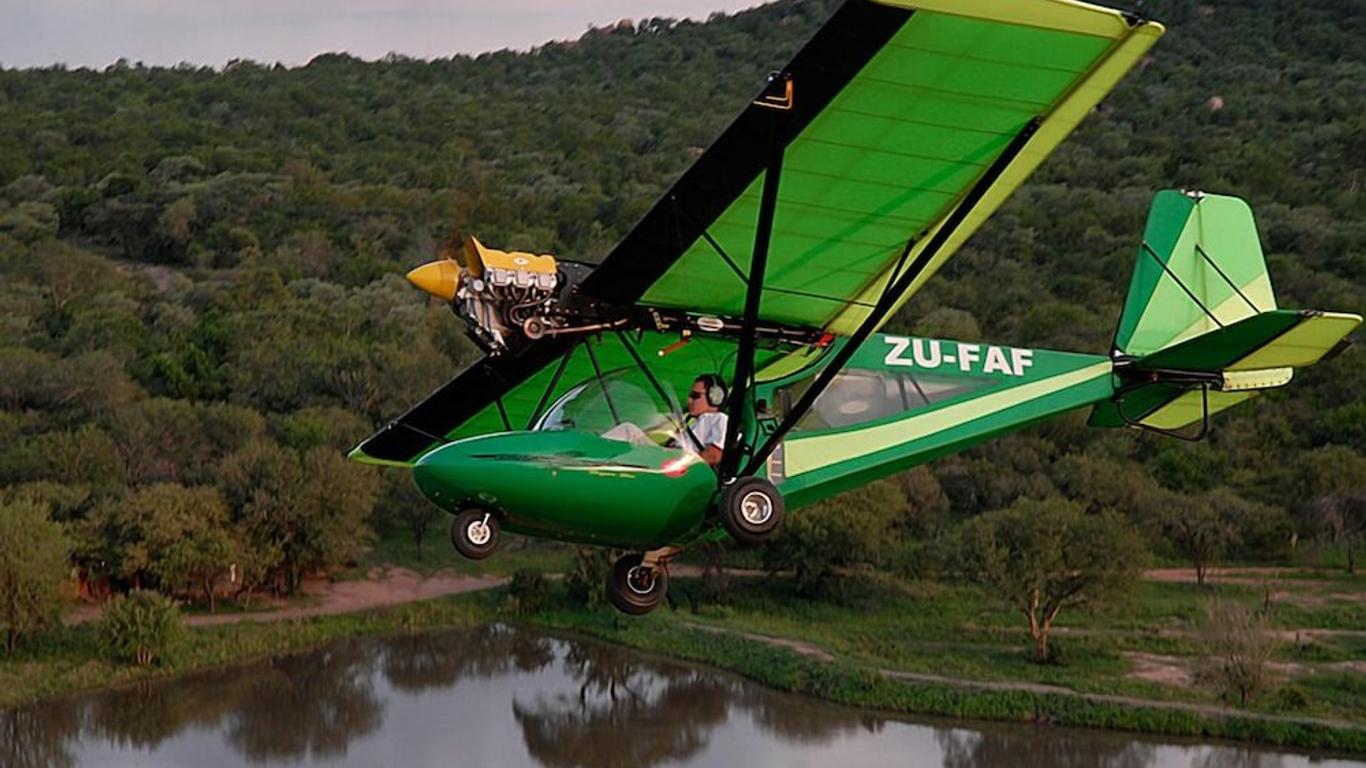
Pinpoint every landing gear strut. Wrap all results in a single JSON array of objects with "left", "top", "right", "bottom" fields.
[
  {"left": 450, "top": 508, "right": 500, "bottom": 560},
  {"left": 606, "top": 552, "right": 670, "bottom": 615}
]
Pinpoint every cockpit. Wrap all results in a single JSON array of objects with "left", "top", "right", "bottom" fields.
[{"left": 534, "top": 368, "right": 686, "bottom": 448}]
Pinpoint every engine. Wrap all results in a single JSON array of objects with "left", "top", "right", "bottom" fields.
[
  {"left": 406, "top": 237, "right": 602, "bottom": 354},
  {"left": 455, "top": 237, "right": 562, "bottom": 350}
]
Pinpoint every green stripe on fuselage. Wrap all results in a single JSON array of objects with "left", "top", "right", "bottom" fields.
[{"left": 764, "top": 334, "right": 1113, "bottom": 508}]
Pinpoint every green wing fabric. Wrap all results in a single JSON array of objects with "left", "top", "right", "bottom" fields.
[{"left": 583, "top": 0, "right": 1164, "bottom": 335}]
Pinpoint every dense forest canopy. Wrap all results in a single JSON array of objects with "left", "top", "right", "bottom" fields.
[{"left": 0, "top": 0, "right": 1362, "bottom": 601}]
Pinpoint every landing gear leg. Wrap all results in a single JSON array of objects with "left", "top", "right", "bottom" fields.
[{"left": 606, "top": 549, "right": 674, "bottom": 615}]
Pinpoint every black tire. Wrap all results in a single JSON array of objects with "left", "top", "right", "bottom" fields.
[
  {"left": 606, "top": 553, "right": 668, "bottom": 615},
  {"left": 720, "top": 477, "right": 785, "bottom": 546},
  {"left": 450, "top": 508, "right": 499, "bottom": 560}
]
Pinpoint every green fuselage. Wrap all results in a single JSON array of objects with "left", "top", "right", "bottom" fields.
[{"left": 412, "top": 333, "right": 1115, "bottom": 550}]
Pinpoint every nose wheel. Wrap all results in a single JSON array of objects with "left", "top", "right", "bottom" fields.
[
  {"left": 450, "top": 508, "right": 500, "bottom": 560},
  {"left": 606, "top": 553, "right": 669, "bottom": 615},
  {"left": 719, "top": 477, "right": 785, "bottom": 546}
]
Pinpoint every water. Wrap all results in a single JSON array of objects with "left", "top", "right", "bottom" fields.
[{"left": 4, "top": 625, "right": 1361, "bottom": 768}]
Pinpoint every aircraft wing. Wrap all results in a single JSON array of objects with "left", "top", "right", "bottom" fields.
[
  {"left": 580, "top": 0, "right": 1164, "bottom": 335},
  {"left": 353, "top": 0, "right": 1164, "bottom": 466}
]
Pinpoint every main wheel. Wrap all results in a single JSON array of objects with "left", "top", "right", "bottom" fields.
[
  {"left": 450, "top": 508, "right": 499, "bottom": 560},
  {"left": 606, "top": 553, "right": 668, "bottom": 615},
  {"left": 719, "top": 477, "right": 785, "bottom": 546}
]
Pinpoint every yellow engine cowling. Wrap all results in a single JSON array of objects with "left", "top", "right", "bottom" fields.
[{"left": 463, "top": 237, "right": 558, "bottom": 290}]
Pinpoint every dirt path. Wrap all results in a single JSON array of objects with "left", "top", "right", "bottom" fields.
[{"left": 65, "top": 567, "right": 507, "bottom": 627}]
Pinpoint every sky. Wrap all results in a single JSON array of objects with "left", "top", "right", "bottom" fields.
[{"left": 0, "top": 0, "right": 769, "bottom": 70}]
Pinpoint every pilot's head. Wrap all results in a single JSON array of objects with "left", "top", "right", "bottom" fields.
[{"left": 689, "top": 374, "right": 726, "bottom": 417}]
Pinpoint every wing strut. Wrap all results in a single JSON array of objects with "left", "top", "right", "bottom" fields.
[
  {"left": 741, "top": 116, "right": 1043, "bottom": 478},
  {"left": 720, "top": 121, "right": 786, "bottom": 482}
]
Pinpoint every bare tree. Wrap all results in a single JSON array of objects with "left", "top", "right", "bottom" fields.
[{"left": 1197, "top": 600, "right": 1277, "bottom": 707}]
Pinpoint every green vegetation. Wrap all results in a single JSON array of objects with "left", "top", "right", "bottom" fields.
[
  {"left": 0, "top": 590, "right": 502, "bottom": 709},
  {"left": 0, "top": 0, "right": 1362, "bottom": 750},
  {"left": 0, "top": 499, "right": 70, "bottom": 653},
  {"left": 97, "top": 589, "right": 183, "bottom": 666},
  {"left": 950, "top": 498, "right": 1144, "bottom": 661}
]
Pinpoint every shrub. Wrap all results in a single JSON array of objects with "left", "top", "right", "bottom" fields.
[
  {"left": 98, "top": 590, "right": 183, "bottom": 666},
  {"left": 508, "top": 568, "right": 550, "bottom": 615},
  {"left": 564, "top": 548, "right": 617, "bottom": 609}
]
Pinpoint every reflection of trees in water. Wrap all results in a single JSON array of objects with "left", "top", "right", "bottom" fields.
[
  {"left": 513, "top": 641, "right": 729, "bottom": 768},
  {"left": 226, "top": 641, "right": 385, "bottom": 762},
  {"left": 937, "top": 727, "right": 1156, "bottom": 768},
  {"left": 1197, "top": 748, "right": 1285, "bottom": 768},
  {"left": 0, "top": 701, "right": 78, "bottom": 768},
  {"left": 730, "top": 685, "right": 882, "bottom": 746},
  {"left": 381, "top": 624, "right": 554, "bottom": 693},
  {"left": 86, "top": 673, "right": 251, "bottom": 749}
]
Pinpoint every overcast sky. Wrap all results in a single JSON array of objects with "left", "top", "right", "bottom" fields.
[{"left": 1, "top": 1, "right": 769, "bottom": 70}]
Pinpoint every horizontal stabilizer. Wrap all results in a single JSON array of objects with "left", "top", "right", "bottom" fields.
[{"left": 1131, "top": 309, "right": 1359, "bottom": 374}]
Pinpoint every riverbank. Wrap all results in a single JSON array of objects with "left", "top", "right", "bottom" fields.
[{"left": 4, "top": 568, "right": 1365, "bottom": 754}]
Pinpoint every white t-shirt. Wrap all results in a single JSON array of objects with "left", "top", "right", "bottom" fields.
[{"left": 681, "top": 411, "right": 728, "bottom": 455}]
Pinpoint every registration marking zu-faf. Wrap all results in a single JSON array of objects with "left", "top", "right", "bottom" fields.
[{"left": 883, "top": 336, "right": 1034, "bottom": 377}]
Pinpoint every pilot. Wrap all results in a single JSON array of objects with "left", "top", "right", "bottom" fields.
[{"left": 681, "top": 374, "right": 729, "bottom": 468}]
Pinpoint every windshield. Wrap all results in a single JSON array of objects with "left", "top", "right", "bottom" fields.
[{"left": 534, "top": 368, "right": 684, "bottom": 444}]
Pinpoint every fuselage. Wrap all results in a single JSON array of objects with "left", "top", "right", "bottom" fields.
[{"left": 411, "top": 333, "right": 1116, "bottom": 550}]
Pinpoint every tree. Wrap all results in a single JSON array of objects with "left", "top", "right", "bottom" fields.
[
  {"left": 218, "top": 440, "right": 376, "bottom": 594},
  {"left": 763, "top": 480, "right": 907, "bottom": 597},
  {"left": 375, "top": 472, "right": 441, "bottom": 559},
  {"left": 1164, "top": 493, "right": 1236, "bottom": 586},
  {"left": 0, "top": 499, "right": 71, "bottom": 654},
  {"left": 103, "top": 483, "right": 235, "bottom": 607},
  {"left": 1298, "top": 447, "right": 1366, "bottom": 574},
  {"left": 1308, "top": 490, "right": 1366, "bottom": 575},
  {"left": 1197, "top": 599, "right": 1276, "bottom": 707},
  {"left": 952, "top": 497, "right": 1145, "bottom": 662}
]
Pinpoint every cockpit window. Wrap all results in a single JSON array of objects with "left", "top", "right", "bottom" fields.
[
  {"left": 775, "top": 368, "right": 991, "bottom": 432},
  {"left": 534, "top": 368, "right": 683, "bottom": 442}
]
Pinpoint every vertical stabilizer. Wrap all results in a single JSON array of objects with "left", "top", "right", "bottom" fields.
[{"left": 1113, "top": 190, "right": 1275, "bottom": 357}]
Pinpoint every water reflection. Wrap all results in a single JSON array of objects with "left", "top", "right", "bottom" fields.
[
  {"left": 513, "top": 644, "right": 730, "bottom": 767},
  {"left": 382, "top": 624, "right": 554, "bottom": 693},
  {"left": 1, "top": 625, "right": 1357, "bottom": 768},
  {"left": 226, "top": 644, "right": 384, "bottom": 762},
  {"left": 1, "top": 701, "right": 78, "bottom": 768},
  {"left": 938, "top": 727, "right": 1156, "bottom": 768}
]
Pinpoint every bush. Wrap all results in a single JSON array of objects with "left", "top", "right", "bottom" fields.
[
  {"left": 564, "top": 548, "right": 617, "bottom": 609},
  {"left": 507, "top": 568, "right": 550, "bottom": 615},
  {"left": 98, "top": 590, "right": 183, "bottom": 666}
]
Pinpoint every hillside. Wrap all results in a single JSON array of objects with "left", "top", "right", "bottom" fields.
[{"left": 0, "top": 0, "right": 1362, "bottom": 597}]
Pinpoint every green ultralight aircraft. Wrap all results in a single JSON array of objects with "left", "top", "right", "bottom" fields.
[{"left": 351, "top": 0, "right": 1361, "bottom": 614}]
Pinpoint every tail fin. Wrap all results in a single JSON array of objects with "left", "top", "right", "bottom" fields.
[{"left": 1091, "top": 190, "right": 1360, "bottom": 435}]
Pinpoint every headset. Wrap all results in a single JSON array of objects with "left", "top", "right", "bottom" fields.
[{"left": 697, "top": 373, "right": 728, "bottom": 408}]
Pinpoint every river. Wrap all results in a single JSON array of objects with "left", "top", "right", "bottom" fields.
[{"left": 3, "top": 625, "right": 1361, "bottom": 767}]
